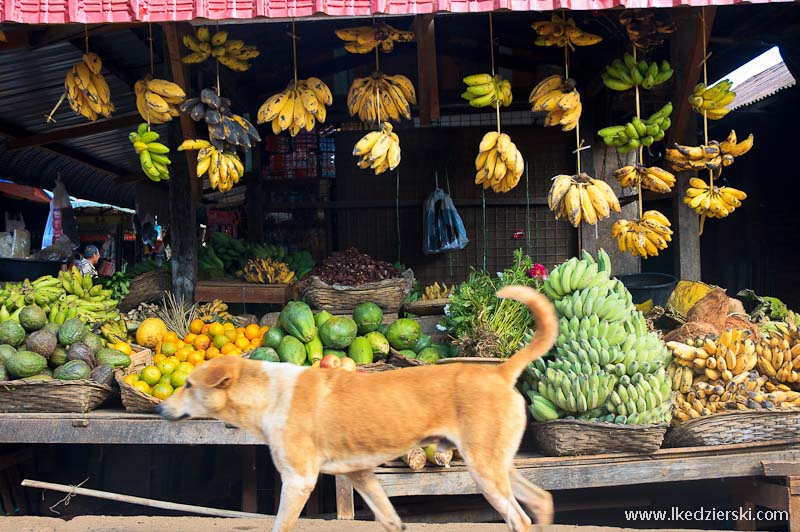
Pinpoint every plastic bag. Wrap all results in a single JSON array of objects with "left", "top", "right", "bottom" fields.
[
  {"left": 42, "top": 177, "right": 73, "bottom": 249},
  {"left": 0, "top": 233, "right": 11, "bottom": 258},
  {"left": 10, "top": 228, "right": 30, "bottom": 258},
  {"left": 423, "top": 188, "right": 469, "bottom": 254},
  {"left": 34, "top": 235, "right": 74, "bottom": 261}
]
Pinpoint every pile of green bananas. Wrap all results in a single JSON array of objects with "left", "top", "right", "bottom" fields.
[
  {"left": 602, "top": 55, "right": 673, "bottom": 91},
  {"left": 99, "top": 316, "right": 131, "bottom": 345},
  {"left": 209, "top": 232, "right": 247, "bottom": 269},
  {"left": 198, "top": 246, "right": 226, "bottom": 278},
  {"left": 597, "top": 102, "right": 672, "bottom": 154},
  {"left": 689, "top": 80, "right": 735, "bottom": 120},
  {"left": 129, "top": 124, "right": 171, "bottom": 182},
  {"left": 0, "top": 269, "right": 119, "bottom": 325},
  {"left": 461, "top": 73, "right": 512, "bottom": 108},
  {"left": 285, "top": 251, "right": 315, "bottom": 281},
  {"left": 246, "top": 243, "right": 287, "bottom": 261},
  {"left": 519, "top": 250, "right": 673, "bottom": 425}
]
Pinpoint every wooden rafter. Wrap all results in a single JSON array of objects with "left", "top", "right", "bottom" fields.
[
  {"left": 415, "top": 14, "right": 440, "bottom": 125},
  {"left": 7, "top": 113, "right": 141, "bottom": 150}
]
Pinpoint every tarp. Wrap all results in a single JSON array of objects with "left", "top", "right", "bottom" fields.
[
  {"left": 0, "top": 180, "right": 50, "bottom": 203},
  {"left": 0, "top": 0, "right": 791, "bottom": 24}
]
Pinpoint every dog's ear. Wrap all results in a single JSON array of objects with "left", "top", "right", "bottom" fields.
[{"left": 198, "top": 359, "right": 240, "bottom": 389}]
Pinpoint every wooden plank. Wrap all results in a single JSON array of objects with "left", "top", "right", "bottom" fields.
[
  {"left": 415, "top": 15, "right": 440, "bottom": 125},
  {"left": 763, "top": 462, "right": 800, "bottom": 478},
  {"left": 335, "top": 474, "right": 355, "bottom": 520},
  {"left": 240, "top": 446, "right": 258, "bottom": 513},
  {"left": 749, "top": 480, "right": 790, "bottom": 511},
  {"left": 7, "top": 113, "right": 142, "bottom": 149},
  {"left": 373, "top": 448, "right": 800, "bottom": 496},
  {"left": 162, "top": 22, "right": 198, "bottom": 185},
  {"left": 194, "top": 281, "right": 289, "bottom": 304}
]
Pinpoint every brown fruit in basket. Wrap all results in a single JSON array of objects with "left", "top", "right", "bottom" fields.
[
  {"left": 686, "top": 289, "right": 730, "bottom": 330},
  {"left": 663, "top": 321, "right": 719, "bottom": 343}
]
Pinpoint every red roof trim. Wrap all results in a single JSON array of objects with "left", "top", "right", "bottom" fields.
[{"left": 0, "top": 0, "right": 792, "bottom": 23}]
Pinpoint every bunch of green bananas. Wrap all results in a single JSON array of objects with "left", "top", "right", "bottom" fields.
[
  {"left": 247, "top": 243, "right": 288, "bottom": 261},
  {"left": 461, "top": 73, "right": 512, "bottom": 108},
  {"left": 689, "top": 80, "right": 735, "bottom": 120},
  {"left": 519, "top": 250, "right": 674, "bottom": 425},
  {"left": 602, "top": 54, "right": 673, "bottom": 91},
  {"left": 285, "top": 251, "right": 315, "bottom": 280},
  {"left": 208, "top": 232, "right": 247, "bottom": 270},
  {"left": 182, "top": 27, "right": 260, "bottom": 71},
  {"left": 597, "top": 102, "right": 673, "bottom": 154},
  {"left": 0, "top": 276, "right": 64, "bottom": 322},
  {"left": 129, "top": 124, "right": 171, "bottom": 182},
  {"left": 100, "top": 316, "right": 130, "bottom": 345}
]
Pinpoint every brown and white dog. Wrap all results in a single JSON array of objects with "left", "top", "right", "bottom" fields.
[{"left": 158, "top": 285, "right": 558, "bottom": 532}]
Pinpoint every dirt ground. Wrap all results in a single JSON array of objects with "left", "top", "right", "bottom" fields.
[{"left": 0, "top": 516, "right": 724, "bottom": 532}]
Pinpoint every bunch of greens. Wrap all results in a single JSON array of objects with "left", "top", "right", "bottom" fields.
[
  {"left": 102, "top": 272, "right": 131, "bottom": 301},
  {"left": 444, "top": 249, "right": 545, "bottom": 358}
]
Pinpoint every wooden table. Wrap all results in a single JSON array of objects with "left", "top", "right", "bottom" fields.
[
  {"left": 335, "top": 440, "right": 800, "bottom": 530},
  {"left": 194, "top": 280, "right": 289, "bottom": 305}
]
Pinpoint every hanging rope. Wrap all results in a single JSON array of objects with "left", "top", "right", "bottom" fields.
[
  {"left": 216, "top": 21, "right": 221, "bottom": 97},
  {"left": 525, "top": 161, "right": 532, "bottom": 256},
  {"left": 292, "top": 19, "right": 299, "bottom": 86},
  {"left": 396, "top": 169, "right": 401, "bottom": 262},
  {"left": 482, "top": 12, "right": 497, "bottom": 271},
  {"left": 84, "top": 25, "right": 89, "bottom": 54},
  {"left": 634, "top": 47, "right": 644, "bottom": 221},
  {"left": 148, "top": 23, "right": 155, "bottom": 75},
  {"left": 446, "top": 169, "right": 455, "bottom": 277},
  {"left": 699, "top": 7, "right": 712, "bottom": 236}
]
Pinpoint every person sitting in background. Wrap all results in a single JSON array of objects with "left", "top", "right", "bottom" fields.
[{"left": 75, "top": 245, "right": 100, "bottom": 278}]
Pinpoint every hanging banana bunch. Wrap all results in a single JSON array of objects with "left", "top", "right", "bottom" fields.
[
  {"left": 531, "top": 13, "right": 603, "bottom": 49},
  {"left": 347, "top": 72, "right": 416, "bottom": 125},
  {"left": 53, "top": 52, "right": 115, "bottom": 122},
  {"left": 257, "top": 78, "right": 332, "bottom": 136},
  {"left": 335, "top": 23, "right": 415, "bottom": 54},
  {"left": 178, "top": 139, "right": 244, "bottom": 193},
  {"left": 135, "top": 75, "right": 185, "bottom": 124},
  {"left": 182, "top": 27, "right": 260, "bottom": 71},
  {"left": 352, "top": 122, "right": 401, "bottom": 175}
]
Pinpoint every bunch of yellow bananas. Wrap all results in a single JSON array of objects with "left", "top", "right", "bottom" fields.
[
  {"left": 757, "top": 323, "right": 800, "bottom": 384},
  {"left": 531, "top": 13, "right": 602, "bottom": 49},
  {"left": 474, "top": 131, "right": 525, "bottom": 194},
  {"left": 241, "top": 258, "right": 295, "bottom": 284},
  {"left": 134, "top": 75, "right": 185, "bottom": 124},
  {"left": 347, "top": 72, "right": 416, "bottom": 125},
  {"left": 667, "top": 131, "right": 754, "bottom": 172},
  {"left": 129, "top": 124, "right": 171, "bottom": 182},
  {"left": 182, "top": 27, "right": 259, "bottom": 71},
  {"left": 529, "top": 75, "right": 581, "bottom": 131},
  {"left": 352, "top": 122, "right": 401, "bottom": 175},
  {"left": 619, "top": 9, "right": 676, "bottom": 50},
  {"left": 257, "top": 77, "right": 332, "bottom": 136},
  {"left": 63, "top": 53, "right": 114, "bottom": 121},
  {"left": 195, "top": 299, "right": 236, "bottom": 324},
  {"left": 668, "top": 330, "right": 757, "bottom": 383},
  {"left": 461, "top": 73, "right": 512, "bottom": 108},
  {"left": 611, "top": 211, "right": 672, "bottom": 258},
  {"left": 684, "top": 178, "right": 746, "bottom": 219},
  {"left": 548, "top": 173, "right": 620, "bottom": 227},
  {"left": 422, "top": 282, "right": 452, "bottom": 301},
  {"left": 614, "top": 165, "right": 675, "bottom": 193},
  {"left": 690, "top": 80, "right": 736, "bottom": 120},
  {"left": 335, "top": 23, "right": 415, "bottom": 54},
  {"left": 177, "top": 139, "right": 244, "bottom": 192}
]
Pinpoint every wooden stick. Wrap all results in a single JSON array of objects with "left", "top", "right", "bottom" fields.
[
  {"left": 21, "top": 479, "right": 270, "bottom": 519},
  {"left": 399, "top": 448, "right": 427, "bottom": 471}
]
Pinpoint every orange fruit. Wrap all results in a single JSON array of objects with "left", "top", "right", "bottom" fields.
[
  {"left": 177, "top": 340, "right": 186, "bottom": 349},
  {"left": 230, "top": 347, "right": 243, "bottom": 356},
  {"left": 171, "top": 371, "right": 189, "bottom": 388},
  {"left": 206, "top": 346, "right": 221, "bottom": 359},
  {"left": 189, "top": 319, "right": 204, "bottom": 335},
  {"left": 184, "top": 333, "right": 197, "bottom": 345},
  {"left": 193, "top": 334, "right": 211, "bottom": 350},
  {"left": 124, "top": 374, "right": 139, "bottom": 385},
  {"left": 208, "top": 322, "right": 225, "bottom": 337},
  {"left": 249, "top": 338, "right": 262, "bottom": 349},
  {"left": 213, "top": 334, "right": 230, "bottom": 349},
  {"left": 176, "top": 346, "right": 192, "bottom": 361},
  {"left": 152, "top": 353, "right": 166, "bottom": 364},
  {"left": 162, "top": 331, "right": 180, "bottom": 344},
  {"left": 235, "top": 337, "right": 250, "bottom": 350},
  {"left": 221, "top": 343, "right": 236, "bottom": 356},
  {"left": 160, "top": 342, "right": 178, "bottom": 357},
  {"left": 133, "top": 381, "right": 152, "bottom": 395},
  {"left": 140, "top": 366, "right": 162, "bottom": 386},
  {"left": 245, "top": 324, "right": 262, "bottom": 340},
  {"left": 167, "top": 356, "right": 181, "bottom": 367},
  {"left": 177, "top": 362, "right": 195, "bottom": 374},
  {"left": 187, "top": 351, "right": 205, "bottom": 366},
  {"left": 236, "top": 327, "right": 246, "bottom": 336},
  {"left": 114, "top": 342, "right": 133, "bottom": 356},
  {"left": 260, "top": 325, "right": 270, "bottom": 335},
  {"left": 156, "top": 359, "right": 177, "bottom": 377},
  {"left": 195, "top": 349, "right": 206, "bottom": 360},
  {"left": 152, "top": 383, "right": 174, "bottom": 400},
  {"left": 223, "top": 322, "right": 236, "bottom": 332}
]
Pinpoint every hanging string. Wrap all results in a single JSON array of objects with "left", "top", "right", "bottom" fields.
[
  {"left": 699, "top": 7, "right": 711, "bottom": 236},
  {"left": 633, "top": 47, "right": 644, "bottom": 220},
  {"left": 484, "top": 11, "right": 495, "bottom": 271},
  {"left": 292, "top": 19, "right": 299, "bottom": 86},
  {"left": 525, "top": 161, "right": 532, "bottom": 256},
  {"left": 396, "top": 169, "right": 401, "bottom": 262},
  {"left": 84, "top": 25, "right": 89, "bottom": 54},
  {"left": 148, "top": 23, "right": 155, "bottom": 75},
  {"left": 446, "top": 169, "right": 455, "bottom": 277},
  {"left": 374, "top": 41, "right": 382, "bottom": 125},
  {"left": 216, "top": 21, "right": 221, "bottom": 97},
  {"left": 482, "top": 189, "right": 487, "bottom": 271}
]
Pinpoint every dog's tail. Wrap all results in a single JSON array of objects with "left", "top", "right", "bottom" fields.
[{"left": 496, "top": 285, "right": 558, "bottom": 384}]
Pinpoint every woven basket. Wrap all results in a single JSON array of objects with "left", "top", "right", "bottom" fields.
[
  {"left": 0, "top": 378, "right": 116, "bottom": 413},
  {"left": 120, "top": 270, "right": 171, "bottom": 311},
  {"left": 114, "top": 348, "right": 160, "bottom": 413},
  {"left": 300, "top": 271, "right": 414, "bottom": 314},
  {"left": 530, "top": 419, "right": 667, "bottom": 456},
  {"left": 665, "top": 410, "right": 800, "bottom": 448},
  {"left": 360, "top": 351, "right": 427, "bottom": 373},
  {"left": 402, "top": 299, "right": 449, "bottom": 317}
]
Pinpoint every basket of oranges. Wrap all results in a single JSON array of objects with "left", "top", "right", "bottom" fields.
[{"left": 115, "top": 321, "right": 268, "bottom": 413}]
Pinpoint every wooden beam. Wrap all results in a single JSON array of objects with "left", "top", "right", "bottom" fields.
[
  {"left": 162, "top": 23, "right": 198, "bottom": 184},
  {"left": 28, "top": 23, "right": 142, "bottom": 49},
  {"left": 7, "top": 113, "right": 141, "bottom": 150},
  {"left": 415, "top": 15, "right": 440, "bottom": 125}
]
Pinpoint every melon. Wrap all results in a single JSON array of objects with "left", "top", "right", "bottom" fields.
[{"left": 136, "top": 318, "right": 167, "bottom": 349}]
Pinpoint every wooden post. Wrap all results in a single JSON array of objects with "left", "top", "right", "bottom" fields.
[
  {"left": 240, "top": 446, "right": 258, "bottom": 513},
  {"left": 162, "top": 22, "right": 200, "bottom": 300},
  {"left": 415, "top": 15, "right": 440, "bottom": 125},
  {"left": 668, "top": 8, "right": 716, "bottom": 281},
  {"left": 335, "top": 474, "right": 355, "bottom": 520}
]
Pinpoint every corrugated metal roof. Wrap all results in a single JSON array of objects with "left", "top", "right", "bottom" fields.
[
  {"left": 0, "top": 0, "right": 794, "bottom": 23},
  {"left": 730, "top": 61, "right": 797, "bottom": 110}
]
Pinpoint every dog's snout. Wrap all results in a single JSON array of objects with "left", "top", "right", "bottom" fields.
[{"left": 155, "top": 404, "right": 164, "bottom": 416}]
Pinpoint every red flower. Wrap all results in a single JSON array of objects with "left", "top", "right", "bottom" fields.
[{"left": 529, "top": 263, "right": 547, "bottom": 280}]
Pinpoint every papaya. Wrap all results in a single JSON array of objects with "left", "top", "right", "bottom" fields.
[
  {"left": 305, "top": 335, "right": 324, "bottom": 364},
  {"left": 0, "top": 362, "right": 7, "bottom": 381},
  {"left": 19, "top": 305, "right": 46, "bottom": 332},
  {"left": 91, "top": 364, "right": 115, "bottom": 386},
  {"left": 277, "top": 335, "right": 307, "bottom": 365},
  {"left": 431, "top": 343, "right": 450, "bottom": 359},
  {"left": 398, "top": 349, "right": 418, "bottom": 359},
  {"left": 323, "top": 349, "right": 347, "bottom": 358},
  {"left": 26, "top": 330, "right": 57, "bottom": 358},
  {"left": 263, "top": 327, "right": 285, "bottom": 349},
  {"left": 413, "top": 334, "right": 432, "bottom": 354},
  {"left": 0, "top": 344, "right": 17, "bottom": 364},
  {"left": 319, "top": 317, "right": 357, "bottom": 349},
  {"left": 278, "top": 301, "right": 317, "bottom": 342},
  {"left": 250, "top": 347, "right": 280, "bottom": 363},
  {"left": 387, "top": 319, "right": 421, "bottom": 350},
  {"left": 6, "top": 351, "right": 48, "bottom": 378},
  {"left": 54, "top": 359, "right": 92, "bottom": 380},
  {"left": 58, "top": 318, "right": 86, "bottom": 346},
  {"left": 82, "top": 332, "right": 104, "bottom": 353},
  {"left": 96, "top": 348, "right": 131, "bottom": 369},
  {"left": 49, "top": 346, "right": 68, "bottom": 367},
  {"left": 353, "top": 302, "right": 383, "bottom": 334},
  {"left": 0, "top": 321, "right": 26, "bottom": 347},
  {"left": 348, "top": 337, "right": 373, "bottom": 365},
  {"left": 314, "top": 310, "right": 333, "bottom": 328},
  {"left": 364, "top": 331, "right": 390, "bottom": 357},
  {"left": 417, "top": 347, "right": 441, "bottom": 364},
  {"left": 377, "top": 324, "right": 390, "bottom": 336}
]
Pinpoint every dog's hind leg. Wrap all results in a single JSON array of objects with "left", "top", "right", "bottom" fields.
[
  {"left": 272, "top": 476, "right": 317, "bottom": 532},
  {"left": 461, "top": 448, "right": 531, "bottom": 532},
  {"left": 510, "top": 468, "right": 553, "bottom": 525},
  {"left": 346, "top": 470, "right": 405, "bottom": 531}
]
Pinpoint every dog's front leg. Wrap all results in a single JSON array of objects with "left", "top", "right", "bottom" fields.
[
  {"left": 346, "top": 470, "right": 405, "bottom": 531},
  {"left": 272, "top": 476, "right": 317, "bottom": 532}
]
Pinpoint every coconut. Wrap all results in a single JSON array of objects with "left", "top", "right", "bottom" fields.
[
  {"left": 728, "top": 298, "right": 747, "bottom": 316},
  {"left": 722, "top": 315, "right": 762, "bottom": 340},
  {"left": 663, "top": 321, "right": 720, "bottom": 343},
  {"left": 686, "top": 289, "right": 730, "bottom": 330}
]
